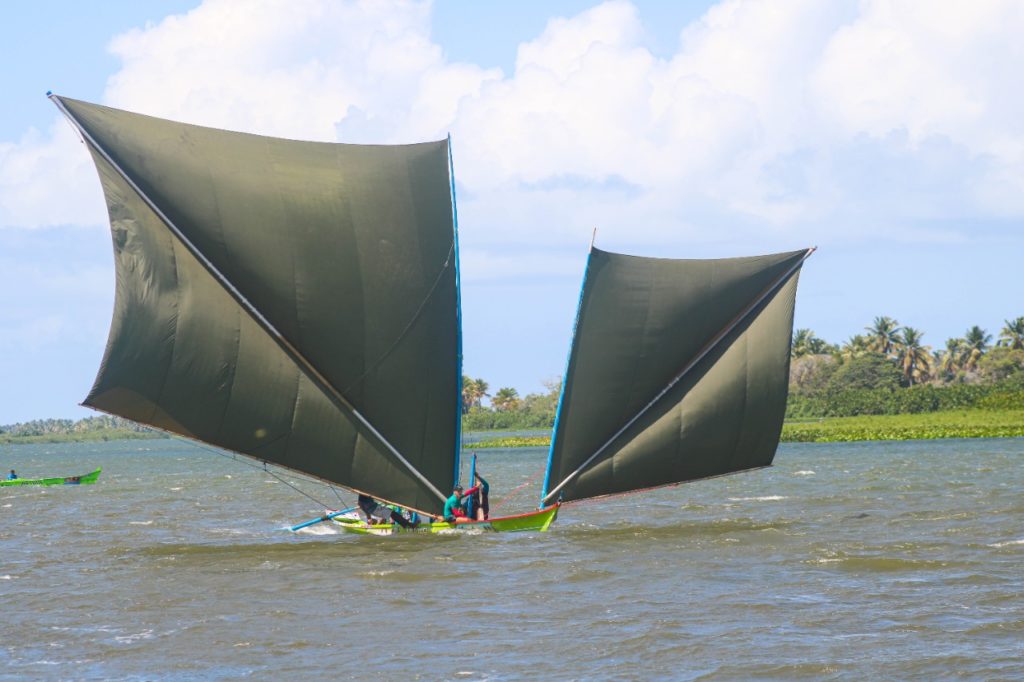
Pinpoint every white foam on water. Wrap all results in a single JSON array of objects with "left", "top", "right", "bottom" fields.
[
  {"left": 728, "top": 495, "right": 788, "bottom": 502},
  {"left": 794, "top": 470, "right": 816, "bottom": 476},
  {"left": 169, "top": 487, "right": 182, "bottom": 491},
  {"left": 297, "top": 524, "right": 337, "bottom": 536},
  {"left": 114, "top": 629, "right": 154, "bottom": 644},
  {"left": 988, "top": 538, "right": 1024, "bottom": 548},
  {"left": 1, "top": 575, "right": 12, "bottom": 580},
  {"left": 2, "top": 504, "right": 11, "bottom": 508},
  {"left": 129, "top": 521, "right": 153, "bottom": 526}
]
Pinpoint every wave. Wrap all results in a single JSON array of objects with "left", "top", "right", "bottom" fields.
[{"left": 988, "top": 538, "right": 1024, "bottom": 548}]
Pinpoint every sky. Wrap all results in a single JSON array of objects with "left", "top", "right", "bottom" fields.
[{"left": 1, "top": 0, "right": 1022, "bottom": 424}]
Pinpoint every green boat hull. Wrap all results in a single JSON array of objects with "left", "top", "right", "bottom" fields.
[
  {"left": 333, "top": 504, "right": 560, "bottom": 536},
  {"left": 0, "top": 468, "right": 102, "bottom": 487}
]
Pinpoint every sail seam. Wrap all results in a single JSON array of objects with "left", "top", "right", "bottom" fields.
[{"left": 343, "top": 241, "right": 454, "bottom": 394}]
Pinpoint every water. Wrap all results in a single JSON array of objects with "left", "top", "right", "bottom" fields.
[{"left": 2, "top": 438, "right": 1023, "bottom": 680}]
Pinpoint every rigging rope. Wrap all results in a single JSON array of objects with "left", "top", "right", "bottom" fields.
[
  {"left": 489, "top": 465, "right": 547, "bottom": 513},
  {"left": 178, "top": 436, "right": 343, "bottom": 509}
]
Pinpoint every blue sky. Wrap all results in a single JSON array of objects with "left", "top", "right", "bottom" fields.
[{"left": 1, "top": 0, "right": 1022, "bottom": 423}]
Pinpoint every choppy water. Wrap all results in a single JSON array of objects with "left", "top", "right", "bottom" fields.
[{"left": 2, "top": 437, "right": 1023, "bottom": 681}]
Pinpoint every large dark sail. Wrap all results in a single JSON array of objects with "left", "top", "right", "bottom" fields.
[
  {"left": 54, "top": 96, "right": 461, "bottom": 515},
  {"left": 542, "top": 247, "right": 812, "bottom": 505}
]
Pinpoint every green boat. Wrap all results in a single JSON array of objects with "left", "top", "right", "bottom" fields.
[
  {"left": 332, "top": 504, "right": 560, "bottom": 536},
  {"left": 1, "top": 468, "right": 101, "bottom": 487},
  {"left": 52, "top": 94, "right": 811, "bottom": 535}
]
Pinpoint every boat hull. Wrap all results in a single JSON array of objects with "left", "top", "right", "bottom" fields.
[
  {"left": 0, "top": 468, "right": 102, "bottom": 487},
  {"left": 332, "top": 504, "right": 560, "bottom": 536}
]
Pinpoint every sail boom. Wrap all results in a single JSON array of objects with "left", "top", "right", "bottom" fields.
[
  {"left": 542, "top": 247, "right": 815, "bottom": 505},
  {"left": 51, "top": 94, "right": 447, "bottom": 505}
]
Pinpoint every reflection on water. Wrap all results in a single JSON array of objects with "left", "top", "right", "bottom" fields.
[{"left": 1, "top": 437, "right": 1023, "bottom": 680}]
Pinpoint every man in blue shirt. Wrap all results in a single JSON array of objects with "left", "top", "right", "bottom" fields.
[
  {"left": 6, "top": 469, "right": 16, "bottom": 480},
  {"left": 443, "top": 483, "right": 479, "bottom": 523}
]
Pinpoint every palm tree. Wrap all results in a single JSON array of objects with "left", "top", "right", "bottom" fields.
[
  {"left": 894, "top": 327, "right": 932, "bottom": 385},
  {"left": 866, "top": 316, "right": 901, "bottom": 356},
  {"left": 998, "top": 316, "right": 1024, "bottom": 350},
  {"left": 491, "top": 387, "right": 520, "bottom": 411},
  {"left": 839, "top": 334, "right": 871, "bottom": 361},
  {"left": 472, "top": 378, "right": 489, "bottom": 408},
  {"left": 937, "top": 337, "right": 966, "bottom": 378},
  {"left": 792, "top": 329, "right": 811, "bottom": 358},
  {"left": 461, "top": 376, "right": 489, "bottom": 413},
  {"left": 962, "top": 326, "right": 991, "bottom": 370}
]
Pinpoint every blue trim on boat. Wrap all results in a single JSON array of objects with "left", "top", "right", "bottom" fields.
[
  {"left": 540, "top": 247, "right": 594, "bottom": 507},
  {"left": 448, "top": 134, "right": 464, "bottom": 490}
]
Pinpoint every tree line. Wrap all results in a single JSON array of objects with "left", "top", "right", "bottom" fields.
[
  {"left": 788, "top": 316, "right": 1024, "bottom": 418},
  {"left": 5, "top": 316, "right": 1021, "bottom": 441},
  {"left": 462, "top": 376, "right": 562, "bottom": 430},
  {"left": 0, "top": 415, "right": 165, "bottom": 443}
]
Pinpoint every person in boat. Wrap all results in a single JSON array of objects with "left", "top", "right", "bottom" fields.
[
  {"left": 470, "top": 471, "right": 490, "bottom": 521},
  {"left": 443, "top": 483, "right": 479, "bottom": 523},
  {"left": 6, "top": 469, "right": 16, "bottom": 480},
  {"left": 357, "top": 493, "right": 417, "bottom": 528}
]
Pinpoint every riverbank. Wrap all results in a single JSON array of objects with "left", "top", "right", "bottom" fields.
[
  {"left": 4, "top": 409, "right": 1022, "bottom": 447},
  {"left": 468, "top": 409, "right": 1024, "bottom": 448},
  {"left": 0, "top": 430, "right": 166, "bottom": 445}
]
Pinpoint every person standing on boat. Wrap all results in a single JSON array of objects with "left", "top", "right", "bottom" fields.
[
  {"left": 6, "top": 469, "right": 16, "bottom": 480},
  {"left": 443, "top": 483, "right": 479, "bottom": 523},
  {"left": 357, "top": 493, "right": 417, "bottom": 528},
  {"left": 471, "top": 471, "right": 490, "bottom": 521}
]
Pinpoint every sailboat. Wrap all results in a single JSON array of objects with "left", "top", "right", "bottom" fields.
[{"left": 52, "top": 94, "right": 811, "bottom": 535}]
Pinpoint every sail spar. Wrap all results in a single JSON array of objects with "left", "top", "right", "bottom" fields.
[
  {"left": 542, "top": 247, "right": 813, "bottom": 505},
  {"left": 53, "top": 96, "right": 461, "bottom": 516}
]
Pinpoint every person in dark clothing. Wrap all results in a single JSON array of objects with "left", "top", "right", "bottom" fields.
[
  {"left": 357, "top": 493, "right": 417, "bottom": 528},
  {"left": 470, "top": 471, "right": 490, "bottom": 521}
]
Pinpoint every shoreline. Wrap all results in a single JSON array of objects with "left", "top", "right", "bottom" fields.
[
  {"left": 468, "top": 409, "right": 1024, "bottom": 448},
  {"left": 4, "top": 409, "right": 1022, "bottom": 447}
]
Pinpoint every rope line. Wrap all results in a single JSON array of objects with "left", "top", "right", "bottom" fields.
[
  {"left": 489, "top": 465, "right": 547, "bottom": 513},
  {"left": 179, "top": 436, "right": 340, "bottom": 509}
]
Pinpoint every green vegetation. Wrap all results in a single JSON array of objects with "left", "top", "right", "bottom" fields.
[
  {"left": 464, "top": 314, "right": 1024, "bottom": 446},
  {"left": 789, "top": 317, "right": 1024, "bottom": 418},
  {"left": 475, "top": 409, "right": 1024, "bottom": 448},
  {"left": 5, "top": 316, "right": 1022, "bottom": 446},
  {"left": 0, "top": 416, "right": 165, "bottom": 445},
  {"left": 474, "top": 436, "right": 550, "bottom": 449},
  {"left": 781, "top": 410, "right": 1024, "bottom": 442},
  {"left": 461, "top": 377, "right": 561, "bottom": 430}
]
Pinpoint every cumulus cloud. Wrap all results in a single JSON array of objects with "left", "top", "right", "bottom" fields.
[
  {"left": 0, "top": 123, "right": 106, "bottom": 229},
  {"left": 2, "top": 0, "right": 1022, "bottom": 253}
]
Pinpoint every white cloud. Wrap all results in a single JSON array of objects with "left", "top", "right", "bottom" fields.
[
  {"left": 2, "top": 0, "right": 1022, "bottom": 253},
  {"left": 0, "top": 123, "right": 106, "bottom": 228}
]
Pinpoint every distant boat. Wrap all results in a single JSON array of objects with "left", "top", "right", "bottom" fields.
[
  {"left": 1, "top": 468, "right": 101, "bottom": 487},
  {"left": 51, "top": 93, "right": 811, "bottom": 534}
]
